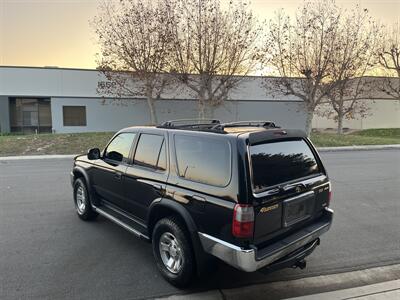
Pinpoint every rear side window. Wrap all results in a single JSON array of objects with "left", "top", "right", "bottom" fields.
[
  {"left": 250, "top": 139, "right": 320, "bottom": 192},
  {"left": 174, "top": 135, "right": 231, "bottom": 187},
  {"left": 134, "top": 134, "right": 165, "bottom": 170}
]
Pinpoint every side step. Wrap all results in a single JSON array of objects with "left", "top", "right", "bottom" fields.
[{"left": 92, "top": 204, "right": 150, "bottom": 241}]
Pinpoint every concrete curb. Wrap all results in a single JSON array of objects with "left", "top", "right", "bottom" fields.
[
  {"left": 317, "top": 144, "right": 400, "bottom": 152},
  {"left": 0, "top": 154, "right": 76, "bottom": 161},
  {"left": 154, "top": 264, "right": 400, "bottom": 300},
  {"left": 0, "top": 145, "right": 398, "bottom": 160}
]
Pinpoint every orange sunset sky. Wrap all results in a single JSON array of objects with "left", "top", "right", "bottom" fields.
[{"left": 0, "top": 0, "right": 399, "bottom": 69}]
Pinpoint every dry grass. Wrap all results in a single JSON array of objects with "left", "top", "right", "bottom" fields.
[
  {"left": 310, "top": 128, "right": 400, "bottom": 147},
  {"left": 0, "top": 128, "right": 399, "bottom": 157},
  {"left": 0, "top": 132, "right": 114, "bottom": 156}
]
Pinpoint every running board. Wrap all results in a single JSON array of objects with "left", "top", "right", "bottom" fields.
[{"left": 92, "top": 205, "right": 150, "bottom": 241}]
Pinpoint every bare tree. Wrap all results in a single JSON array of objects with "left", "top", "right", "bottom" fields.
[
  {"left": 166, "top": 0, "right": 261, "bottom": 118},
  {"left": 265, "top": 0, "right": 342, "bottom": 136},
  {"left": 93, "top": 0, "right": 173, "bottom": 124},
  {"left": 323, "top": 8, "right": 379, "bottom": 134},
  {"left": 377, "top": 22, "right": 400, "bottom": 100}
]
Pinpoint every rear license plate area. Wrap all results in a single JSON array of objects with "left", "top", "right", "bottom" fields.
[{"left": 283, "top": 192, "right": 315, "bottom": 227}]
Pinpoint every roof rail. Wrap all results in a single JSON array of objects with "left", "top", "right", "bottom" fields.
[
  {"left": 158, "top": 119, "right": 220, "bottom": 128},
  {"left": 212, "top": 120, "right": 279, "bottom": 130}
]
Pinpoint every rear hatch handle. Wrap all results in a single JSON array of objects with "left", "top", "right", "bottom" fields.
[
  {"left": 265, "top": 187, "right": 281, "bottom": 196},
  {"left": 282, "top": 183, "right": 307, "bottom": 192}
]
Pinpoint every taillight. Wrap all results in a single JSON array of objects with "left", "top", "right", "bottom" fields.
[
  {"left": 328, "top": 182, "right": 332, "bottom": 206},
  {"left": 232, "top": 204, "right": 254, "bottom": 238}
]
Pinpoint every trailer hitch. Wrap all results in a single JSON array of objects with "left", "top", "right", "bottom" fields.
[{"left": 292, "top": 259, "right": 307, "bottom": 269}]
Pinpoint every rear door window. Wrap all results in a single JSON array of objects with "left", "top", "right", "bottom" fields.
[
  {"left": 250, "top": 139, "right": 320, "bottom": 192},
  {"left": 174, "top": 135, "right": 231, "bottom": 187},
  {"left": 134, "top": 134, "right": 165, "bottom": 170}
]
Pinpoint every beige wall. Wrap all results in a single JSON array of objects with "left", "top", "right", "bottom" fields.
[{"left": 313, "top": 99, "right": 400, "bottom": 129}]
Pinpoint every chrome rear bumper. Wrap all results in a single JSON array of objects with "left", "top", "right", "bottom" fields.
[{"left": 198, "top": 207, "right": 333, "bottom": 272}]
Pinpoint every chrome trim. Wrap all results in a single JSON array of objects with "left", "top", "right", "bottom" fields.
[
  {"left": 312, "top": 181, "right": 330, "bottom": 191},
  {"left": 92, "top": 205, "right": 150, "bottom": 240},
  {"left": 198, "top": 207, "right": 333, "bottom": 272},
  {"left": 252, "top": 175, "right": 327, "bottom": 199},
  {"left": 325, "top": 207, "right": 334, "bottom": 214},
  {"left": 102, "top": 201, "right": 147, "bottom": 228},
  {"left": 283, "top": 190, "right": 314, "bottom": 203}
]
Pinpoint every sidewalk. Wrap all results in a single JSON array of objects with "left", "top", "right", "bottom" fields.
[
  {"left": 155, "top": 264, "right": 400, "bottom": 300},
  {"left": 287, "top": 280, "right": 399, "bottom": 300}
]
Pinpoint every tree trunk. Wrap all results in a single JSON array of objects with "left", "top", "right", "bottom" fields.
[
  {"left": 198, "top": 102, "right": 205, "bottom": 119},
  {"left": 198, "top": 93, "right": 206, "bottom": 119},
  {"left": 145, "top": 87, "right": 157, "bottom": 125},
  {"left": 305, "top": 109, "right": 314, "bottom": 137},
  {"left": 337, "top": 113, "right": 344, "bottom": 135},
  {"left": 204, "top": 105, "right": 215, "bottom": 119}
]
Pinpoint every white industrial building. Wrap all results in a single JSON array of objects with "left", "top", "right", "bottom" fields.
[{"left": 0, "top": 66, "right": 398, "bottom": 134}]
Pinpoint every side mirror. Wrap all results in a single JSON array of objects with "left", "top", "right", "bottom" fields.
[
  {"left": 87, "top": 148, "right": 101, "bottom": 160},
  {"left": 107, "top": 151, "right": 123, "bottom": 162}
]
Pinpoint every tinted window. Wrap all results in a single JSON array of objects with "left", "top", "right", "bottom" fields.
[
  {"left": 63, "top": 106, "right": 86, "bottom": 126},
  {"left": 134, "top": 134, "right": 165, "bottom": 170},
  {"left": 105, "top": 133, "right": 136, "bottom": 162},
  {"left": 174, "top": 135, "right": 231, "bottom": 187},
  {"left": 250, "top": 139, "right": 320, "bottom": 192}
]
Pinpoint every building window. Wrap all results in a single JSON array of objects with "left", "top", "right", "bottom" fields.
[
  {"left": 63, "top": 106, "right": 87, "bottom": 126},
  {"left": 9, "top": 98, "right": 52, "bottom": 134}
]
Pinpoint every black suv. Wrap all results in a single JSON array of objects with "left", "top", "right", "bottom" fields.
[{"left": 70, "top": 120, "right": 333, "bottom": 287}]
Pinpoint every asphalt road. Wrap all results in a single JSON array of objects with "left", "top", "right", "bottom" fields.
[{"left": 0, "top": 150, "right": 399, "bottom": 300}]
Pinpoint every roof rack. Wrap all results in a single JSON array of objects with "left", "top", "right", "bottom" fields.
[
  {"left": 212, "top": 120, "right": 279, "bottom": 130},
  {"left": 157, "top": 119, "right": 223, "bottom": 131}
]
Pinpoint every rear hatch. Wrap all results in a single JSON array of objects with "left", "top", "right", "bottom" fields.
[{"left": 247, "top": 135, "right": 330, "bottom": 246}]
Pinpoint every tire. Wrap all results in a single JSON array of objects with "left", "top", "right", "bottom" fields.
[
  {"left": 73, "top": 178, "right": 98, "bottom": 221},
  {"left": 152, "top": 217, "right": 195, "bottom": 287}
]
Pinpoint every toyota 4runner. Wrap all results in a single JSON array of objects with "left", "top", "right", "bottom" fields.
[{"left": 70, "top": 120, "right": 333, "bottom": 287}]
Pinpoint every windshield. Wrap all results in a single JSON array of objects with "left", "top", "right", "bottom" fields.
[{"left": 250, "top": 139, "right": 320, "bottom": 192}]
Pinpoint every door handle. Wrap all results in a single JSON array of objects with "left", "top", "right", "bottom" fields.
[
  {"left": 191, "top": 195, "right": 206, "bottom": 203},
  {"left": 152, "top": 184, "right": 163, "bottom": 190},
  {"left": 114, "top": 172, "right": 122, "bottom": 180}
]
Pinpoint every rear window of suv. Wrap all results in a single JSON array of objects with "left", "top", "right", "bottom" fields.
[
  {"left": 250, "top": 139, "right": 320, "bottom": 192},
  {"left": 174, "top": 135, "right": 231, "bottom": 187}
]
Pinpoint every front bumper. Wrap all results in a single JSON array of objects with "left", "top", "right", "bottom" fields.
[{"left": 198, "top": 207, "right": 333, "bottom": 272}]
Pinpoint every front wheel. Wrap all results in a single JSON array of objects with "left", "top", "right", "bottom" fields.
[
  {"left": 152, "top": 217, "right": 195, "bottom": 287},
  {"left": 73, "top": 178, "right": 98, "bottom": 221}
]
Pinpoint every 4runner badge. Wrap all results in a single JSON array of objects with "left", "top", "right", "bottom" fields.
[{"left": 260, "top": 204, "right": 279, "bottom": 213}]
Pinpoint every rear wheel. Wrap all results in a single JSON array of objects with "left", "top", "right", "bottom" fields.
[
  {"left": 73, "top": 178, "right": 98, "bottom": 221},
  {"left": 152, "top": 217, "right": 195, "bottom": 287}
]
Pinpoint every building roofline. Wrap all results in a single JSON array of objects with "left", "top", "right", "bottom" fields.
[
  {"left": 0, "top": 65, "right": 99, "bottom": 72},
  {"left": 0, "top": 65, "right": 285, "bottom": 78},
  {"left": 0, "top": 65, "right": 398, "bottom": 80}
]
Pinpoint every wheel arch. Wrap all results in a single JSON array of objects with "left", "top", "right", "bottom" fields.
[
  {"left": 72, "top": 166, "right": 98, "bottom": 204},
  {"left": 147, "top": 198, "right": 210, "bottom": 277},
  {"left": 72, "top": 167, "right": 90, "bottom": 186},
  {"left": 147, "top": 198, "right": 198, "bottom": 238}
]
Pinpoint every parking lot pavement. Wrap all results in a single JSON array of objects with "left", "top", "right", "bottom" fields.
[{"left": 0, "top": 150, "right": 399, "bottom": 300}]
